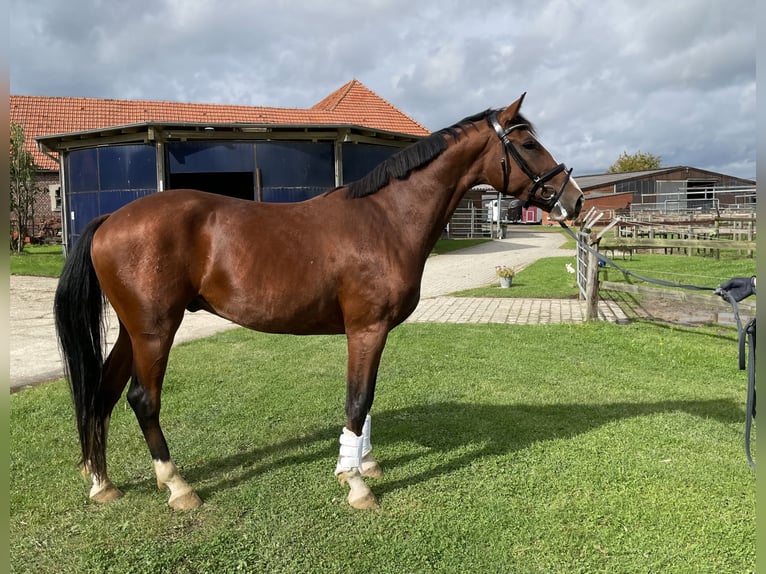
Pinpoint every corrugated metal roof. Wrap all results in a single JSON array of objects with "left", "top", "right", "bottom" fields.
[
  {"left": 576, "top": 167, "right": 755, "bottom": 190},
  {"left": 575, "top": 168, "right": 680, "bottom": 190}
]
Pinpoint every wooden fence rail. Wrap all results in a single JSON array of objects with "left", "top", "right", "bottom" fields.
[
  {"left": 574, "top": 209, "right": 757, "bottom": 322},
  {"left": 599, "top": 237, "right": 756, "bottom": 259},
  {"left": 600, "top": 280, "right": 757, "bottom": 315}
]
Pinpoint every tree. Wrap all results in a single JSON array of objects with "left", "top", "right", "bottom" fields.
[
  {"left": 10, "top": 122, "right": 44, "bottom": 252},
  {"left": 607, "top": 150, "right": 662, "bottom": 173}
]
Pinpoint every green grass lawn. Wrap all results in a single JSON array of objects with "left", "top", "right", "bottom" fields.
[
  {"left": 596, "top": 252, "right": 755, "bottom": 291},
  {"left": 455, "top": 253, "right": 756, "bottom": 300},
  {"left": 431, "top": 238, "right": 491, "bottom": 255},
  {"left": 10, "top": 322, "right": 755, "bottom": 573},
  {"left": 10, "top": 244, "right": 65, "bottom": 277}
]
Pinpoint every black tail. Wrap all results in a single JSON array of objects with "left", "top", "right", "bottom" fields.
[{"left": 54, "top": 215, "right": 110, "bottom": 478}]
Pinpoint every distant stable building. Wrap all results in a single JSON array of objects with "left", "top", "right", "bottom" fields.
[
  {"left": 574, "top": 166, "right": 756, "bottom": 221},
  {"left": 11, "top": 80, "right": 429, "bottom": 247}
]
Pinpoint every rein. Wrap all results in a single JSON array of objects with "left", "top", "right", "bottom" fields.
[
  {"left": 488, "top": 111, "right": 573, "bottom": 214},
  {"left": 716, "top": 290, "right": 757, "bottom": 469},
  {"left": 560, "top": 221, "right": 756, "bottom": 469}
]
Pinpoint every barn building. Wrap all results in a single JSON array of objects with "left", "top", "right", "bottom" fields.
[
  {"left": 11, "top": 80, "right": 429, "bottom": 247},
  {"left": 574, "top": 166, "right": 756, "bottom": 222}
]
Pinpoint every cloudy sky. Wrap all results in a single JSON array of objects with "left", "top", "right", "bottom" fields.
[{"left": 10, "top": 0, "right": 756, "bottom": 179}]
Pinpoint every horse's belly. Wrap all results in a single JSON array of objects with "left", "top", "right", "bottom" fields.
[{"left": 204, "top": 293, "right": 346, "bottom": 336}]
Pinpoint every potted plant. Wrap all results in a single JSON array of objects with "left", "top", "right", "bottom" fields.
[{"left": 495, "top": 265, "right": 515, "bottom": 288}]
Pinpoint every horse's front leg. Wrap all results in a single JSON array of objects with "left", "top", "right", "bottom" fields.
[{"left": 335, "top": 326, "right": 388, "bottom": 509}]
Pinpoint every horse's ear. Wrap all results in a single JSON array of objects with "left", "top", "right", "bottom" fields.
[{"left": 499, "top": 92, "right": 527, "bottom": 123}]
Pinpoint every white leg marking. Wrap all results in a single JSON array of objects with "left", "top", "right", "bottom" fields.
[
  {"left": 84, "top": 417, "right": 122, "bottom": 502},
  {"left": 153, "top": 459, "right": 202, "bottom": 510},
  {"left": 88, "top": 471, "right": 122, "bottom": 502}
]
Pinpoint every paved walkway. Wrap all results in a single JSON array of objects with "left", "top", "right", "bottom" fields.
[
  {"left": 10, "top": 229, "right": 627, "bottom": 390},
  {"left": 409, "top": 230, "right": 625, "bottom": 323},
  {"left": 408, "top": 296, "right": 625, "bottom": 324}
]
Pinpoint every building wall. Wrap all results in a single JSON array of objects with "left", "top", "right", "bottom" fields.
[
  {"left": 582, "top": 193, "right": 632, "bottom": 217},
  {"left": 57, "top": 138, "right": 405, "bottom": 246},
  {"left": 11, "top": 171, "right": 62, "bottom": 242}
]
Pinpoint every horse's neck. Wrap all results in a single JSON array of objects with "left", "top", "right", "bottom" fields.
[{"left": 378, "top": 132, "right": 490, "bottom": 256}]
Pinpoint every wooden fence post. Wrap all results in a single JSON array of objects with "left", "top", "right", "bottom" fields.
[{"left": 585, "top": 235, "right": 600, "bottom": 322}]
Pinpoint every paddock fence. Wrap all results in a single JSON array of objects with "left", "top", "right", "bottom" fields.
[
  {"left": 573, "top": 209, "right": 757, "bottom": 322},
  {"left": 598, "top": 212, "right": 756, "bottom": 259}
]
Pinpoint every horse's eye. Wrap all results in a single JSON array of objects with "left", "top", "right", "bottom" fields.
[{"left": 522, "top": 141, "right": 538, "bottom": 150}]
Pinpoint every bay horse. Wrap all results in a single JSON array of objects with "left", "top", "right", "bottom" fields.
[{"left": 54, "top": 94, "right": 583, "bottom": 510}]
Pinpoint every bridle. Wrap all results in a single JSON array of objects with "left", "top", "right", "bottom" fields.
[{"left": 488, "top": 111, "right": 573, "bottom": 216}]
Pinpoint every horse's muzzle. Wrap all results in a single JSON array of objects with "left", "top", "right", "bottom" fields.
[{"left": 549, "top": 193, "right": 583, "bottom": 222}]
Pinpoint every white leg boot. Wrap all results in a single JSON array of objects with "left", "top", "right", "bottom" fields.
[
  {"left": 335, "top": 426, "right": 379, "bottom": 509},
  {"left": 361, "top": 414, "right": 383, "bottom": 479}
]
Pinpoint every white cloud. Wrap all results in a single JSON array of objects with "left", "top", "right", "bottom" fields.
[{"left": 9, "top": 0, "right": 756, "bottom": 178}]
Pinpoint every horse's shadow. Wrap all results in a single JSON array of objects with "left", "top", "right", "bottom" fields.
[{"left": 180, "top": 398, "right": 743, "bottom": 501}]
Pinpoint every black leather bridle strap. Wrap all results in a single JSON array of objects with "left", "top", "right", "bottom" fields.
[{"left": 488, "top": 111, "right": 570, "bottom": 210}]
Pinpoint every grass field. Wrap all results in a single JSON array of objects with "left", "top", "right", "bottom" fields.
[
  {"left": 453, "top": 252, "right": 755, "bottom": 303},
  {"left": 10, "top": 322, "right": 755, "bottom": 573},
  {"left": 431, "top": 237, "right": 491, "bottom": 255},
  {"left": 9, "top": 235, "right": 756, "bottom": 571},
  {"left": 9, "top": 244, "right": 65, "bottom": 277}
]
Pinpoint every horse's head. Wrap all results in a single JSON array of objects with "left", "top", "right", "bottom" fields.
[{"left": 486, "top": 94, "right": 583, "bottom": 222}]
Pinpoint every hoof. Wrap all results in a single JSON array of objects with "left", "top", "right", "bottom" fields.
[
  {"left": 338, "top": 470, "right": 380, "bottom": 510},
  {"left": 348, "top": 488, "right": 380, "bottom": 510},
  {"left": 168, "top": 490, "right": 203, "bottom": 511},
  {"left": 361, "top": 455, "right": 383, "bottom": 479},
  {"left": 90, "top": 484, "right": 123, "bottom": 503}
]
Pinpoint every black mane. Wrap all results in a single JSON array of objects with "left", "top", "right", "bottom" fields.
[{"left": 337, "top": 108, "right": 535, "bottom": 199}]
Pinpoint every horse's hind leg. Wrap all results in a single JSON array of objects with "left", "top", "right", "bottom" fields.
[
  {"left": 127, "top": 332, "right": 202, "bottom": 511},
  {"left": 83, "top": 324, "right": 133, "bottom": 503}
]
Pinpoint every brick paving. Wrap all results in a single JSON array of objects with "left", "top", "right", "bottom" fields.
[
  {"left": 407, "top": 296, "right": 627, "bottom": 325},
  {"left": 409, "top": 229, "right": 627, "bottom": 325}
]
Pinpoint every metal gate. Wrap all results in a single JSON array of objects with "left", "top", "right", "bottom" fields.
[
  {"left": 575, "top": 230, "right": 589, "bottom": 298},
  {"left": 446, "top": 205, "right": 491, "bottom": 238}
]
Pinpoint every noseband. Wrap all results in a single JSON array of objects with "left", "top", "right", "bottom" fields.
[{"left": 488, "top": 111, "right": 573, "bottom": 215}]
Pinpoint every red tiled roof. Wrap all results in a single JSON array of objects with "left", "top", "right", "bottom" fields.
[
  {"left": 312, "top": 79, "right": 430, "bottom": 135},
  {"left": 10, "top": 79, "right": 430, "bottom": 171}
]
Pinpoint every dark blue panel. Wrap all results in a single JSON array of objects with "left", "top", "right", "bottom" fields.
[
  {"left": 342, "top": 143, "right": 399, "bottom": 184},
  {"left": 167, "top": 142, "right": 255, "bottom": 173},
  {"left": 261, "top": 187, "right": 327, "bottom": 203},
  {"left": 256, "top": 142, "right": 334, "bottom": 188},
  {"left": 67, "top": 148, "right": 99, "bottom": 192},
  {"left": 99, "top": 145, "right": 157, "bottom": 190},
  {"left": 99, "top": 189, "right": 155, "bottom": 215},
  {"left": 67, "top": 192, "right": 101, "bottom": 244}
]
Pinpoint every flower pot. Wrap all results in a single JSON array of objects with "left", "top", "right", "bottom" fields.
[{"left": 499, "top": 276, "right": 513, "bottom": 288}]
